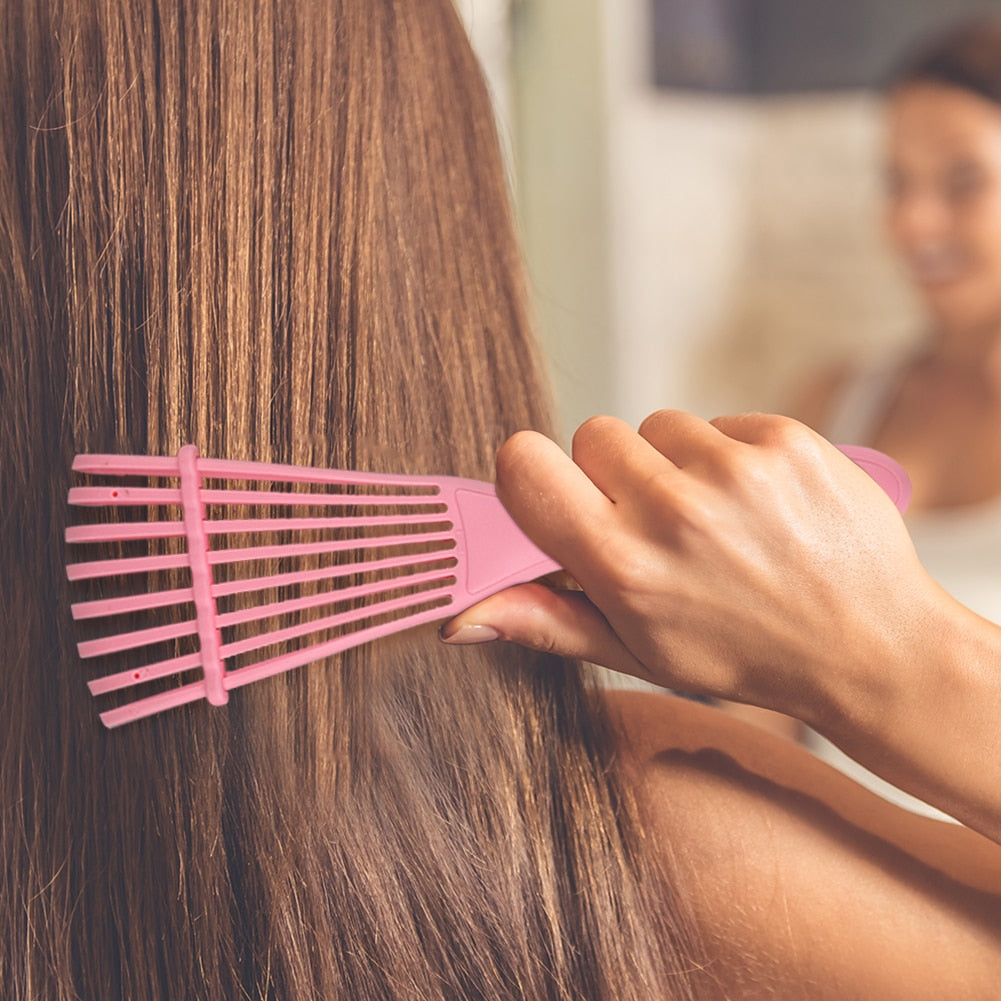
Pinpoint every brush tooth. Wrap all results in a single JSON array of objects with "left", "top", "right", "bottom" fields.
[{"left": 64, "top": 449, "right": 478, "bottom": 726}]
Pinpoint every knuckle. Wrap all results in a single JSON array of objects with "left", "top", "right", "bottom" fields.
[
  {"left": 638, "top": 467, "right": 686, "bottom": 511},
  {"left": 754, "top": 415, "right": 816, "bottom": 453},
  {"left": 525, "top": 621, "right": 562, "bottom": 656},
  {"left": 571, "top": 414, "right": 625, "bottom": 458},
  {"left": 637, "top": 408, "right": 683, "bottom": 439},
  {"left": 496, "top": 430, "right": 542, "bottom": 481},
  {"left": 662, "top": 486, "right": 715, "bottom": 541}
]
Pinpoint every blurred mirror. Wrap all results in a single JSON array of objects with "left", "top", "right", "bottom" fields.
[{"left": 464, "top": 1, "right": 1001, "bottom": 437}]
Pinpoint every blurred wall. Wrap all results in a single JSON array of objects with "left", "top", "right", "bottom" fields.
[
  {"left": 693, "top": 96, "right": 922, "bottom": 417},
  {"left": 508, "top": 0, "right": 617, "bottom": 441},
  {"left": 604, "top": 0, "right": 757, "bottom": 425}
]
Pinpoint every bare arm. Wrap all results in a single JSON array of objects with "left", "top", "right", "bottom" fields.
[
  {"left": 442, "top": 410, "right": 1001, "bottom": 843},
  {"left": 613, "top": 690, "right": 1001, "bottom": 999}
]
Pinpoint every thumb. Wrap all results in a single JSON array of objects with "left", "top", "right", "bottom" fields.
[{"left": 439, "top": 582, "right": 656, "bottom": 684}]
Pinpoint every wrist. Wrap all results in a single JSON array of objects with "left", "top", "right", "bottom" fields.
[
  {"left": 905, "top": 598, "right": 1001, "bottom": 837},
  {"left": 813, "top": 578, "right": 1001, "bottom": 839}
]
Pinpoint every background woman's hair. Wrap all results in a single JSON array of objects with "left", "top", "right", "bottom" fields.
[
  {"left": 0, "top": 1, "right": 698, "bottom": 998},
  {"left": 888, "top": 16, "right": 1001, "bottom": 104}
]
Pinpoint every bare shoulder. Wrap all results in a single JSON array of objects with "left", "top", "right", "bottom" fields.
[{"left": 602, "top": 688, "right": 1001, "bottom": 999}]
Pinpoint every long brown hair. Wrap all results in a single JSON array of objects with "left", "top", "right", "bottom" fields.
[{"left": 0, "top": 1, "right": 698, "bottom": 998}]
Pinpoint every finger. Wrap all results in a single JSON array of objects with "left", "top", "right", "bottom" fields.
[
  {"left": 637, "top": 409, "right": 735, "bottom": 469},
  {"left": 709, "top": 412, "right": 821, "bottom": 449},
  {"left": 493, "top": 429, "right": 615, "bottom": 569},
  {"left": 438, "top": 583, "right": 657, "bottom": 683},
  {"left": 570, "top": 414, "right": 679, "bottom": 504}
]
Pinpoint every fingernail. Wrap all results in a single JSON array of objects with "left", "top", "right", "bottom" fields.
[{"left": 440, "top": 624, "right": 500, "bottom": 645}]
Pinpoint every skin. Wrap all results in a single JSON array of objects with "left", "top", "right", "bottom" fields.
[
  {"left": 611, "top": 687, "right": 1001, "bottom": 998},
  {"left": 441, "top": 411, "right": 1001, "bottom": 843}
]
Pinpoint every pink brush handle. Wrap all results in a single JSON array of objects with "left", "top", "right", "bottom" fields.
[{"left": 837, "top": 444, "right": 911, "bottom": 514}]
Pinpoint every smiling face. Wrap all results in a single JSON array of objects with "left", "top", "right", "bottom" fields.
[{"left": 884, "top": 81, "right": 1001, "bottom": 339}]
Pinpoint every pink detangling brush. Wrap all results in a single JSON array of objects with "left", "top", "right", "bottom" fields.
[{"left": 65, "top": 444, "right": 910, "bottom": 728}]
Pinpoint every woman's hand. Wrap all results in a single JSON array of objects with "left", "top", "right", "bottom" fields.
[{"left": 444, "top": 410, "right": 931, "bottom": 723}]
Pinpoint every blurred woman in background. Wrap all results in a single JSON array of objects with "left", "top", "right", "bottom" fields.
[{"left": 802, "top": 18, "right": 1001, "bottom": 609}]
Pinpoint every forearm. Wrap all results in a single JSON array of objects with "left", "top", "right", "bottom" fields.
[{"left": 806, "top": 585, "right": 1001, "bottom": 843}]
